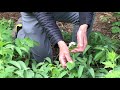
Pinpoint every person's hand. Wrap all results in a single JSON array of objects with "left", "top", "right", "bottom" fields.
[
  {"left": 71, "top": 24, "right": 88, "bottom": 53},
  {"left": 58, "top": 41, "right": 73, "bottom": 68}
]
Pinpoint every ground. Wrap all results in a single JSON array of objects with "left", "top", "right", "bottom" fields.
[
  {"left": 0, "top": 12, "right": 115, "bottom": 36},
  {"left": 0, "top": 12, "right": 20, "bottom": 21}
]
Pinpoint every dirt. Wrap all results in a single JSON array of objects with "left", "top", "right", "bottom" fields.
[
  {"left": 0, "top": 12, "right": 116, "bottom": 36},
  {"left": 93, "top": 12, "right": 116, "bottom": 37},
  {"left": 0, "top": 12, "right": 20, "bottom": 21}
]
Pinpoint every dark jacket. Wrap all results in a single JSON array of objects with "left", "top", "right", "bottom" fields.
[{"left": 32, "top": 12, "right": 94, "bottom": 47}]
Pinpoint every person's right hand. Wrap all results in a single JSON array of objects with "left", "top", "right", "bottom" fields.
[{"left": 58, "top": 41, "right": 73, "bottom": 68}]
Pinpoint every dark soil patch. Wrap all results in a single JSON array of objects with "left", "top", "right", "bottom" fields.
[
  {"left": 0, "top": 12, "right": 20, "bottom": 21},
  {"left": 93, "top": 12, "right": 116, "bottom": 37}
]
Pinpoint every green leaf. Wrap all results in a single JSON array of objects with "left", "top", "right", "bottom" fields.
[
  {"left": 45, "top": 57, "right": 52, "bottom": 63},
  {"left": 9, "top": 61, "right": 21, "bottom": 69},
  {"left": 66, "top": 62, "right": 75, "bottom": 70},
  {"left": 18, "top": 61, "right": 28, "bottom": 70},
  {"left": 25, "top": 59, "right": 29, "bottom": 67},
  {"left": 43, "top": 64, "right": 51, "bottom": 73},
  {"left": 32, "top": 60, "right": 37, "bottom": 66},
  {"left": 68, "top": 74, "right": 75, "bottom": 78},
  {"left": 34, "top": 74, "right": 43, "bottom": 78},
  {"left": 20, "top": 47, "right": 29, "bottom": 54},
  {"left": 107, "top": 51, "right": 117, "bottom": 62},
  {"left": 74, "top": 53, "right": 80, "bottom": 58},
  {"left": 77, "top": 57, "right": 83, "bottom": 62},
  {"left": 15, "top": 47, "right": 22, "bottom": 57},
  {"left": 102, "top": 61, "right": 115, "bottom": 69},
  {"left": 24, "top": 70, "right": 34, "bottom": 78},
  {"left": 112, "top": 21, "right": 120, "bottom": 26},
  {"left": 78, "top": 65, "right": 84, "bottom": 78},
  {"left": 98, "top": 68, "right": 109, "bottom": 74},
  {"left": 58, "top": 71, "right": 68, "bottom": 78},
  {"left": 5, "top": 66, "right": 16, "bottom": 73},
  {"left": 0, "top": 41, "right": 6, "bottom": 47},
  {"left": 94, "top": 51, "right": 104, "bottom": 61},
  {"left": 27, "top": 70, "right": 34, "bottom": 78},
  {"left": 5, "top": 44, "right": 15, "bottom": 50},
  {"left": 94, "top": 46, "right": 104, "bottom": 50},
  {"left": 24, "top": 37, "right": 35, "bottom": 47},
  {"left": 95, "top": 73, "right": 105, "bottom": 78},
  {"left": 36, "top": 62, "right": 44, "bottom": 69},
  {"left": 105, "top": 70, "right": 120, "bottom": 78},
  {"left": 115, "top": 55, "right": 120, "bottom": 62},
  {"left": 32, "top": 62, "right": 37, "bottom": 72},
  {"left": 88, "top": 54, "right": 93, "bottom": 65},
  {"left": 15, "top": 38, "right": 22, "bottom": 47},
  {"left": 52, "top": 68, "right": 60, "bottom": 77},
  {"left": 40, "top": 72, "right": 49, "bottom": 78},
  {"left": 88, "top": 68, "right": 95, "bottom": 78},
  {"left": 39, "top": 63, "right": 48, "bottom": 72},
  {"left": 83, "top": 45, "right": 91, "bottom": 55},
  {"left": 114, "top": 65, "right": 120, "bottom": 71},
  {"left": 15, "top": 70, "right": 24, "bottom": 77},
  {"left": 111, "top": 26, "right": 120, "bottom": 33},
  {"left": 77, "top": 57, "right": 87, "bottom": 66},
  {"left": 54, "top": 61, "right": 59, "bottom": 66}
]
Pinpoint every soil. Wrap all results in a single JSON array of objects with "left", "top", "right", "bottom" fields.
[{"left": 0, "top": 12, "right": 20, "bottom": 21}]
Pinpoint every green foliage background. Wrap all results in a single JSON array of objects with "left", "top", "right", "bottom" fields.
[{"left": 1, "top": 12, "right": 120, "bottom": 78}]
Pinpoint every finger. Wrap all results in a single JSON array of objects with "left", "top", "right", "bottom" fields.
[
  {"left": 71, "top": 48, "right": 79, "bottom": 53},
  {"left": 77, "top": 33, "right": 84, "bottom": 47},
  {"left": 71, "top": 46, "right": 85, "bottom": 53},
  {"left": 59, "top": 57, "right": 67, "bottom": 68},
  {"left": 83, "top": 35, "right": 88, "bottom": 49},
  {"left": 65, "top": 53, "right": 73, "bottom": 63},
  {"left": 77, "top": 35, "right": 85, "bottom": 52}
]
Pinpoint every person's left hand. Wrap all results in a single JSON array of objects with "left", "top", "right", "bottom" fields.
[{"left": 71, "top": 24, "right": 88, "bottom": 53}]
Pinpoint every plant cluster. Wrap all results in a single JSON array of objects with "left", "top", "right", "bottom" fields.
[{"left": 1, "top": 16, "right": 120, "bottom": 78}]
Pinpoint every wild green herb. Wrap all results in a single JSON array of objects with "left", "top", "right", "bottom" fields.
[{"left": 0, "top": 16, "right": 120, "bottom": 78}]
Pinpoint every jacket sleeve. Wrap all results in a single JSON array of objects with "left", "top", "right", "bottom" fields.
[
  {"left": 79, "top": 12, "right": 94, "bottom": 28},
  {"left": 32, "top": 12, "right": 63, "bottom": 47}
]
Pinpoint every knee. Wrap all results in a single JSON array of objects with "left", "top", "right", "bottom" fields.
[
  {"left": 17, "top": 29, "right": 26, "bottom": 39},
  {"left": 30, "top": 46, "right": 53, "bottom": 62},
  {"left": 31, "top": 51, "right": 53, "bottom": 62}
]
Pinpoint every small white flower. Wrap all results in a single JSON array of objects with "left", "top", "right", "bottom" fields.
[
  {"left": 108, "top": 21, "right": 111, "bottom": 23},
  {"left": 69, "top": 42, "right": 76, "bottom": 48},
  {"left": 61, "top": 30, "right": 64, "bottom": 32},
  {"left": 109, "top": 70, "right": 112, "bottom": 73}
]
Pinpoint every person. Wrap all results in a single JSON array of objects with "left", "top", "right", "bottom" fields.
[{"left": 15, "top": 12, "right": 95, "bottom": 68}]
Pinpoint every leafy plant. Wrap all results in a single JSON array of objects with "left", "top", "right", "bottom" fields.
[
  {"left": 0, "top": 18, "right": 39, "bottom": 78},
  {"left": 1, "top": 18, "right": 120, "bottom": 78},
  {"left": 111, "top": 22, "right": 120, "bottom": 34},
  {"left": 61, "top": 30, "right": 72, "bottom": 43},
  {"left": 113, "top": 12, "right": 120, "bottom": 21},
  {"left": 111, "top": 12, "right": 120, "bottom": 40}
]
